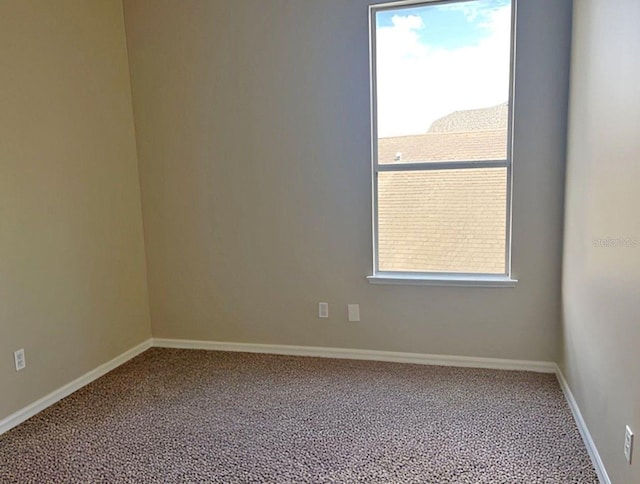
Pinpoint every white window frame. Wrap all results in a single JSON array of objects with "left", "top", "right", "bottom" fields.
[{"left": 367, "top": 0, "right": 518, "bottom": 287}]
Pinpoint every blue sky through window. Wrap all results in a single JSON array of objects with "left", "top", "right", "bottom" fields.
[
  {"left": 376, "top": 0, "right": 509, "bottom": 49},
  {"left": 375, "top": 0, "right": 512, "bottom": 137}
]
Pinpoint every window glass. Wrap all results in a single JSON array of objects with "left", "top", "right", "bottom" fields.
[{"left": 372, "top": 0, "right": 513, "bottom": 276}]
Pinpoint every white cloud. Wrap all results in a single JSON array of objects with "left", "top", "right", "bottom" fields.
[
  {"left": 391, "top": 14, "right": 424, "bottom": 30},
  {"left": 376, "top": 5, "right": 512, "bottom": 138},
  {"left": 439, "top": 3, "right": 482, "bottom": 22}
]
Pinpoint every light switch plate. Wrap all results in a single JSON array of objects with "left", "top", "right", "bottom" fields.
[{"left": 319, "top": 302, "right": 329, "bottom": 318}]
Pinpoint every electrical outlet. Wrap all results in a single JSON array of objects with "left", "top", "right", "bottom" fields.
[
  {"left": 624, "top": 425, "right": 634, "bottom": 464},
  {"left": 348, "top": 304, "right": 360, "bottom": 322},
  {"left": 318, "top": 302, "right": 329, "bottom": 318},
  {"left": 14, "top": 349, "right": 26, "bottom": 371}
]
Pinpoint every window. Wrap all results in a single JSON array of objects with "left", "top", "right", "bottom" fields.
[{"left": 369, "top": 0, "right": 516, "bottom": 286}]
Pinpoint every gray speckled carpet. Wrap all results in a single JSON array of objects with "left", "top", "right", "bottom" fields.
[{"left": 0, "top": 348, "right": 598, "bottom": 483}]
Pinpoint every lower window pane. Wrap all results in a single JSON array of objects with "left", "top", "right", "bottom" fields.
[{"left": 377, "top": 168, "right": 507, "bottom": 274}]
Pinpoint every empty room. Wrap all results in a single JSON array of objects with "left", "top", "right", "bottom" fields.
[{"left": 0, "top": 0, "right": 638, "bottom": 482}]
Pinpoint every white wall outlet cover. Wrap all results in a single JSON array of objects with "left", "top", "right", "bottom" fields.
[
  {"left": 348, "top": 304, "right": 360, "bottom": 322},
  {"left": 14, "top": 349, "right": 26, "bottom": 371},
  {"left": 625, "top": 425, "right": 634, "bottom": 464},
  {"left": 318, "top": 302, "right": 329, "bottom": 318}
]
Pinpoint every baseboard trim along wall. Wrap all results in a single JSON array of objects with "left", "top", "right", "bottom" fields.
[
  {"left": 555, "top": 365, "right": 611, "bottom": 484},
  {"left": 0, "top": 339, "right": 152, "bottom": 436},
  {"left": 1, "top": 337, "right": 608, "bottom": 484},
  {"left": 154, "top": 338, "right": 607, "bottom": 482},
  {"left": 152, "top": 338, "right": 557, "bottom": 373}
]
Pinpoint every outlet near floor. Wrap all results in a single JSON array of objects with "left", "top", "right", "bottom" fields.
[
  {"left": 624, "top": 425, "right": 634, "bottom": 464},
  {"left": 14, "top": 348, "right": 26, "bottom": 371},
  {"left": 347, "top": 304, "right": 360, "bottom": 322},
  {"left": 318, "top": 302, "right": 329, "bottom": 319}
]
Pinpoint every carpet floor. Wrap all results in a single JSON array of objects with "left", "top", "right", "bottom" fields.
[{"left": 0, "top": 348, "right": 598, "bottom": 483}]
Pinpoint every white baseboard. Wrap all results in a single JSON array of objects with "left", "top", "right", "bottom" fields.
[
  {"left": 0, "top": 338, "right": 152, "bottom": 436},
  {"left": 152, "top": 338, "right": 557, "bottom": 373},
  {"left": 152, "top": 339, "right": 608, "bottom": 482},
  {"left": 3, "top": 336, "right": 606, "bottom": 484},
  {"left": 555, "top": 365, "right": 610, "bottom": 484}
]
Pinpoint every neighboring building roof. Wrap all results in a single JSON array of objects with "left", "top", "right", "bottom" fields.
[
  {"left": 377, "top": 129, "right": 506, "bottom": 164},
  {"left": 377, "top": 104, "right": 508, "bottom": 274},
  {"left": 378, "top": 168, "right": 507, "bottom": 273},
  {"left": 428, "top": 102, "right": 508, "bottom": 133}
]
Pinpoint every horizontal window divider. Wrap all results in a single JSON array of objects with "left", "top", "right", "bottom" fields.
[{"left": 376, "top": 159, "right": 509, "bottom": 172}]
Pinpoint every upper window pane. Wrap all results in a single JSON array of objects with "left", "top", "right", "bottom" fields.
[{"left": 375, "top": 0, "right": 512, "bottom": 164}]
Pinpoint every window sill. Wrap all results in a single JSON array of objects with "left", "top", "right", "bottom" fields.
[{"left": 366, "top": 274, "right": 518, "bottom": 287}]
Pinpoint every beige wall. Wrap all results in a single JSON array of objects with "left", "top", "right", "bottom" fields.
[
  {"left": 561, "top": 0, "right": 640, "bottom": 482},
  {"left": 124, "top": 0, "right": 572, "bottom": 361},
  {"left": 0, "top": 1, "right": 151, "bottom": 420},
  {"left": 4, "top": 3, "right": 636, "bottom": 480}
]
